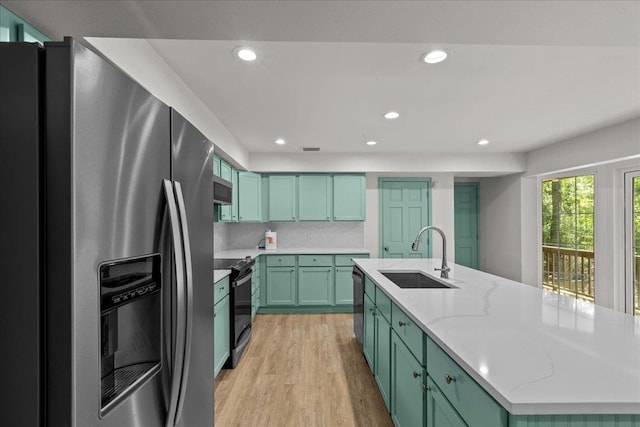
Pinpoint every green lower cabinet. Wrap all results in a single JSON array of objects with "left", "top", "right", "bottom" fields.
[
  {"left": 363, "top": 294, "right": 376, "bottom": 370},
  {"left": 334, "top": 267, "right": 354, "bottom": 305},
  {"left": 265, "top": 267, "right": 297, "bottom": 306},
  {"left": 390, "top": 331, "right": 426, "bottom": 427},
  {"left": 374, "top": 308, "right": 392, "bottom": 411},
  {"left": 251, "top": 289, "right": 260, "bottom": 320},
  {"left": 426, "top": 377, "right": 466, "bottom": 427},
  {"left": 213, "top": 294, "right": 230, "bottom": 377},
  {"left": 298, "top": 267, "right": 334, "bottom": 305},
  {"left": 509, "top": 414, "right": 640, "bottom": 426}
]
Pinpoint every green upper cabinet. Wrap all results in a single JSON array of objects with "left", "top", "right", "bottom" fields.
[
  {"left": 0, "top": 6, "right": 50, "bottom": 43},
  {"left": 217, "top": 160, "right": 235, "bottom": 222},
  {"left": 213, "top": 155, "right": 221, "bottom": 177},
  {"left": 333, "top": 174, "right": 366, "bottom": 221},
  {"left": 268, "top": 175, "right": 297, "bottom": 221},
  {"left": 219, "top": 159, "right": 232, "bottom": 181},
  {"left": 298, "top": 175, "right": 332, "bottom": 221},
  {"left": 238, "top": 172, "right": 262, "bottom": 222}
]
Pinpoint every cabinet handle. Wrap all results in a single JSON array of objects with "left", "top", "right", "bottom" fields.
[
  {"left": 413, "top": 371, "right": 421, "bottom": 378},
  {"left": 278, "top": 258, "right": 282, "bottom": 261},
  {"left": 292, "top": 216, "right": 295, "bottom": 219},
  {"left": 313, "top": 258, "right": 317, "bottom": 261},
  {"left": 445, "top": 375, "right": 455, "bottom": 384},
  {"left": 398, "top": 321, "right": 406, "bottom": 327},
  {"left": 290, "top": 269, "right": 294, "bottom": 272},
  {"left": 369, "top": 308, "right": 375, "bottom": 313},
  {"left": 213, "top": 312, "right": 217, "bottom": 318},
  {"left": 422, "top": 385, "right": 431, "bottom": 392}
]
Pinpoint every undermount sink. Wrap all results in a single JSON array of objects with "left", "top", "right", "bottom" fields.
[{"left": 379, "top": 271, "right": 456, "bottom": 289}]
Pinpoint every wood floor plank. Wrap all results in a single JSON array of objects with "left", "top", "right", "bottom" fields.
[{"left": 215, "top": 313, "right": 393, "bottom": 427}]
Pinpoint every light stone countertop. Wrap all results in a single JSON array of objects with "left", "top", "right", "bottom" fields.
[
  {"left": 213, "top": 270, "right": 231, "bottom": 283},
  {"left": 354, "top": 258, "right": 640, "bottom": 416},
  {"left": 214, "top": 247, "right": 370, "bottom": 259}
]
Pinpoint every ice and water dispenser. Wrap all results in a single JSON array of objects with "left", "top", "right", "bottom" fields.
[{"left": 99, "top": 254, "right": 162, "bottom": 416}]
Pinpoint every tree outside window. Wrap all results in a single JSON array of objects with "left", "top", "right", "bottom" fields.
[{"left": 541, "top": 175, "right": 595, "bottom": 302}]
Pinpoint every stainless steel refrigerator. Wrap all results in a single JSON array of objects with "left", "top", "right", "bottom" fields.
[{"left": 0, "top": 39, "right": 214, "bottom": 426}]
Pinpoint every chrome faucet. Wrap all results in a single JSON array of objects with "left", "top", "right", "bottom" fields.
[{"left": 411, "top": 226, "right": 450, "bottom": 279}]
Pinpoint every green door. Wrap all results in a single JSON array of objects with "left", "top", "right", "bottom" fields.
[
  {"left": 391, "top": 331, "right": 426, "bottom": 427},
  {"left": 374, "top": 312, "right": 392, "bottom": 411},
  {"left": 213, "top": 155, "right": 221, "bottom": 177},
  {"left": 380, "top": 179, "right": 431, "bottom": 258},
  {"left": 265, "top": 267, "right": 296, "bottom": 306},
  {"left": 269, "top": 175, "right": 297, "bottom": 221},
  {"left": 213, "top": 295, "right": 230, "bottom": 377},
  {"left": 363, "top": 294, "right": 375, "bottom": 370},
  {"left": 454, "top": 183, "right": 479, "bottom": 269},
  {"left": 298, "top": 267, "right": 334, "bottom": 305},
  {"left": 426, "top": 377, "right": 466, "bottom": 427},
  {"left": 333, "top": 174, "right": 366, "bottom": 221},
  {"left": 238, "top": 172, "right": 262, "bottom": 222},
  {"left": 334, "top": 267, "right": 353, "bottom": 305},
  {"left": 298, "top": 175, "right": 332, "bottom": 221}
]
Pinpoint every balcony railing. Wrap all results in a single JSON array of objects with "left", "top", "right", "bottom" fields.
[
  {"left": 542, "top": 245, "right": 640, "bottom": 315},
  {"left": 542, "top": 245, "right": 595, "bottom": 302}
]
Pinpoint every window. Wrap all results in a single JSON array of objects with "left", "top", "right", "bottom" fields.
[
  {"left": 625, "top": 171, "right": 640, "bottom": 315},
  {"left": 541, "top": 175, "right": 595, "bottom": 302}
]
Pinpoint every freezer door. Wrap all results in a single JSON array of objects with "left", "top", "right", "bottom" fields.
[
  {"left": 170, "top": 109, "right": 215, "bottom": 427},
  {"left": 45, "top": 40, "right": 172, "bottom": 427}
]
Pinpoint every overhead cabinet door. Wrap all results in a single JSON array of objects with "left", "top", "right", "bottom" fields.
[
  {"left": 333, "top": 174, "right": 366, "bottom": 221},
  {"left": 238, "top": 172, "right": 262, "bottom": 222},
  {"left": 268, "top": 175, "right": 297, "bottom": 221},
  {"left": 298, "top": 175, "right": 332, "bottom": 221}
]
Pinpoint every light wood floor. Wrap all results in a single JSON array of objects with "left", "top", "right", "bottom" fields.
[{"left": 214, "top": 314, "right": 394, "bottom": 427}]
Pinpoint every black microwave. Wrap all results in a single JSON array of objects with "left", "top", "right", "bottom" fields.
[{"left": 213, "top": 175, "right": 232, "bottom": 205}]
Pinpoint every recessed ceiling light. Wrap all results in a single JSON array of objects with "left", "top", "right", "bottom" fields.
[
  {"left": 422, "top": 49, "right": 448, "bottom": 64},
  {"left": 384, "top": 111, "right": 400, "bottom": 120},
  {"left": 366, "top": 140, "right": 377, "bottom": 146},
  {"left": 235, "top": 47, "right": 257, "bottom": 62},
  {"left": 275, "top": 138, "right": 286, "bottom": 145},
  {"left": 478, "top": 139, "right": 490, "bottom": 146}
]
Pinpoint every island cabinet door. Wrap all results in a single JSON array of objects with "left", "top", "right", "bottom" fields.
[
  {"left": 213, "top": 295, "right": 230, "bottom": 377},
  {"left": 374, "top": 309, "right": 392, "bottom": 411},
  {"left": 390, "top": 331, "right": 426, "bottom": 427},
  {"left": 298, "top": 267, "right": 334, "bottom": 305},
  {"left": 265, "top": 267, "right": 297, "bottom": 306},
  {"left": 334, "top": 267, "right": 353, "bottom": 305},
  {"left": 363, "top": 294, "right": 376, "bottom": 370},
  {"left": 426, "top": 377, "right": 466, "bottom": 427}
]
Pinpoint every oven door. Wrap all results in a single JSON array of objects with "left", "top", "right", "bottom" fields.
[{"left": 232, "top": 270, "right": 252, "bottom": 346}]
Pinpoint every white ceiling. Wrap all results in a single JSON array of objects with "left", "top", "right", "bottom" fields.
[{"left": 4, "top": 0, "right": 640, "bottom": 155}]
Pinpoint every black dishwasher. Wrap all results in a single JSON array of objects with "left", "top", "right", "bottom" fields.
[{"left": 352, "top": 265, "right": 365, "bottom": 347}]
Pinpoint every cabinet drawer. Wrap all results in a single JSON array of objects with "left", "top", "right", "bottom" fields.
[
  {"left": 426, "top": 336, "right": 507, "bottom": 426},
  {"left": 214, "top": 276, "right": 230, "bottom": 305},
  {"left": 334, "top": 253, "right": 368, "bottom": 266},
  {"left": 298, "top": 254, "right": 333, "bottom": 266},
  {"left": 364, "top": 276, "right": 376, "bottom": 301},
  {"left": 266, "top": 255, "right": 296, "bottom": 267},
  {"left": 392, "top": 303, "right": 424, "bottom": 365},
  {"left": 375, "top": 286, "right": 391, "bottom": 322}
]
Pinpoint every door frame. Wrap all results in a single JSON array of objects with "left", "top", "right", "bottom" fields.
[
  {"left": 625, "top": 170, "right": 640, "bottom": 315},
  {"left": 378, "top": 177, "right": 432, "bottom": 258},
  {"left": 453, "top": 182, "right": 480, "bottom": 269}
]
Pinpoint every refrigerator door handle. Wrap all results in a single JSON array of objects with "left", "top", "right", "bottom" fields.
[
  {"left": 163, "top": 179, "right": 187, "bottom": 427},
  {"left": 173, "top": 181, "right": 194, "bottom": 425}
]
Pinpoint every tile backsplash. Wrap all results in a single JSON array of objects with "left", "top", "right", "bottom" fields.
[{"left": 213, "top": 222, "right": 364, "bottom": 252}]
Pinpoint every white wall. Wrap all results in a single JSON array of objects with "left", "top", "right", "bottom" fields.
[
  {"left": 478, "top": 118, "right": 640, "bottom": 310},
  {"left": 526, "top": 117, "right": 640, "bottom": 176},
  {"left": 85, "top": 37, "right": 250, "bottom": 169},
  {"left": 365, "top": 172, "right": 455, "bottom": 260},
  {"left": 478, "top": 174, "right": 523, "bottom": 281}
]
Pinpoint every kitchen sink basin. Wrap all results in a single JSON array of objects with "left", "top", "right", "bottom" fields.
[{"left": 379, "top": 271, "right": 456, "bottom": 289}]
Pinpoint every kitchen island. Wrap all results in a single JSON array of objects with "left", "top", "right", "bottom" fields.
[{"left": 354, "top": 258, "right": 640, "bottom": 425}]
